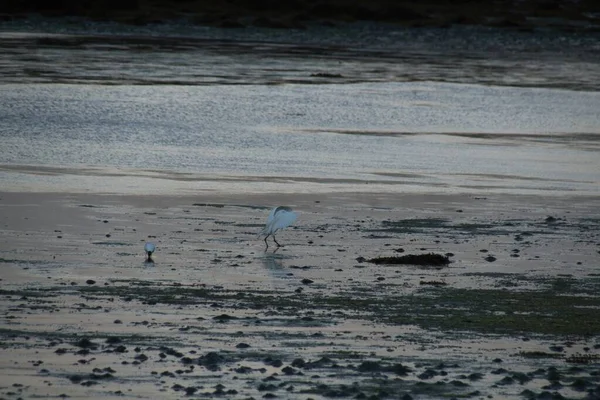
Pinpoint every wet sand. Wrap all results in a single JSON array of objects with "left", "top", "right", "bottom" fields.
[{"left": 1, "top": 190, "right": 599, "bottom": 399}]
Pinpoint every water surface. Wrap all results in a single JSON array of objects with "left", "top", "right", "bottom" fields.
[{"left": 0, "top": 21, "right": 599, "bottom": 195}]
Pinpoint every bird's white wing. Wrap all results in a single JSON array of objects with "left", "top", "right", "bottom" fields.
[
  {"left": 266, "top": 206, "right": 280, "bottom": 225},
  {"left": 145, "top": 242, "right": 155, "bottom": 253},
  {"left": 259, "top": 206, "right": 297, "bottom": 238},
  {"left": 270, "top": 210, "right": 297, "bottom": 233}
]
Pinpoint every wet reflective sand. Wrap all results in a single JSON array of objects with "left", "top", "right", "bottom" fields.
[{"left": 1, "top": 191, "right": 599, "bottom": 399}]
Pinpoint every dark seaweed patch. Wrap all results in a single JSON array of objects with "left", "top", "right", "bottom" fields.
[
  {"left": 519, "top": 351, "right": 564, "bottom": 359},
  {"left": 367, "top": 253, "right": 450, "bottom": 266}
]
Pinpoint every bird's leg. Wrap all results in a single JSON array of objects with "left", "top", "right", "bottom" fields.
[
  {"left": 264, "top": 235, "right": 270, "bottom": 250},
  {"left": 273, "top": 235, "right": 281, "bottom": 247}
]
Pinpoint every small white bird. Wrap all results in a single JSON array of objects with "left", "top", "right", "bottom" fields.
[
  {"left": 144, "top": 242, "right": 156, "bottom": 262},
  {"left": 258, "top": 206, "right": 298, "bottom": 250}
]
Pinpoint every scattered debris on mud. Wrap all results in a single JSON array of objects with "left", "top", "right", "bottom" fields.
[{"left": 1, "top": 192, "right": 599, "bottom": 399}]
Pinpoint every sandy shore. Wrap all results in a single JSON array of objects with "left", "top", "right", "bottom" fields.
[{"left": 1, "top": 190, "right": 599, "bottom": 399}]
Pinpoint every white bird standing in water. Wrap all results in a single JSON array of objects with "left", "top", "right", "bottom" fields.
[
  {"left": 144, "top": 242, "right": 156, "bottom": 262},
  {"left": 258, "top": 206, "right": 297, "bottom": 250}
]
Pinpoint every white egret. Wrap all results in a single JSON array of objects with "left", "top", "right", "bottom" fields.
[
  {"left": 144, "top": 242, "right": 156, "bottom": 262},
  {"left": 258, "top": 206, "right": 297, "bottom": 249}
]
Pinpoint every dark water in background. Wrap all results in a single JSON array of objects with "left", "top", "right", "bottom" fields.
[
  {"left": 2, "top": 19, "right": 600, "bottom": 89},
  {"left": 0, "top": 19, "right": 599, "bottom": 195}
]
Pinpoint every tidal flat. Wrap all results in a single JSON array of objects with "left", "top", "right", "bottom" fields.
[{"left": 0, "top": 191, "right": 598, "bottom": 399}]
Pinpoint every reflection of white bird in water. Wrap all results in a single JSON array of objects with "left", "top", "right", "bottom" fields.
[
  {"left": 144, "top": 242, "right": 156, "bottom": 262},
  {"left": 258, "top": 206, "right": 297, "bottom": 250}
]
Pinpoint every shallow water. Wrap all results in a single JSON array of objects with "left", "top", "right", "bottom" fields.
[
  {"left": 0, "top": 21, "right": 599, "bottom": 195},
  {"left": 1, "top": 82, "right": 598, "bottom": 195}
]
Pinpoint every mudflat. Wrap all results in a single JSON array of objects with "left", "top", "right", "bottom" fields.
[{"left": 1, "top": 190, "right": 599, "bottom": 399}]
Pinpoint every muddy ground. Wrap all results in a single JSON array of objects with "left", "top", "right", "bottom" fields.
[{"left": 0, "top": 191, "right": 599, "bottom": 399}]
